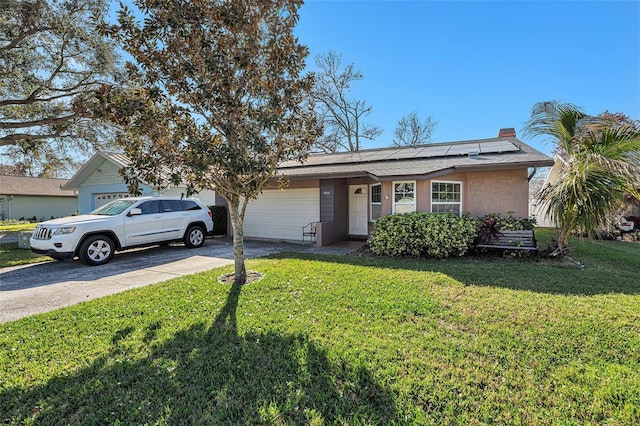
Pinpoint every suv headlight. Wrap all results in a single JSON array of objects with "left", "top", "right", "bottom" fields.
[{"left": 52, "top": 226, "right": 77, "bottom": 235}]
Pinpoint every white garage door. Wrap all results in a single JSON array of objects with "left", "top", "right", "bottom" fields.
[
  {"left": 243, "top": 188, "right": 319, "bottom": 241},
  {"left": 94, "top": 193, "right": 129, "bottom": 210}
]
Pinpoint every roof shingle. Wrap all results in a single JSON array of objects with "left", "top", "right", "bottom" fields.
[
  {"left": 279, "top": 137, "right": 554, "bottom": 180},
  {"left": 0, "top": 175, "right": 76, "bottom": 197}
]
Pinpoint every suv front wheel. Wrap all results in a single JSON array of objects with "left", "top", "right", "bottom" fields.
[
  {"left": 184, "top": 225, "right": 206, "bottom": 248},
  {"left": 79, "top": 235, "right": 115, "bottom": 266}
]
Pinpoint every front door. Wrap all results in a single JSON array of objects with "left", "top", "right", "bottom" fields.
[{"left": 349, "top": 185, "right": 368, "bottom": 235}]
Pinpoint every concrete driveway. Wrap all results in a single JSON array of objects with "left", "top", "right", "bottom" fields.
[{"left": 0, "top": 238, "right": 357, "bottom": 324}]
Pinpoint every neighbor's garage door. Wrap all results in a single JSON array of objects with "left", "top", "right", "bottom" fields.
[
  {"left": 94, "top": 193, "right": 129, "bottom": 210},
  {"left": 243, "top": 188, "right": 319, "bottom": 241}
]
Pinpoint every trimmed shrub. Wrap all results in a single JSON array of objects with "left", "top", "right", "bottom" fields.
[
  {"left": 368, "top": 212, "right": 477, "bottom": 258},
  {"left": 208, "top": 205, "right": 228, "bottom": 236}
]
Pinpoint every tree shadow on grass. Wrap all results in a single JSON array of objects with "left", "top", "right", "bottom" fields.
[
  {"left": 264, "top": 250, "right": 640, "bottom": 296},
  {"left": 1, "top": 283, "right": 397, "bottom": 424}
]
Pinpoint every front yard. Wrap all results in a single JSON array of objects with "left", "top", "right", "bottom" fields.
[
  {"left": 0, "top": 243, "right": 51, "bottom": 268},
  {"left": 0, "top": 223, "right": 48, "bottom": 268},
  {"left": 1, "top": 230, "right": 639, "bottom": 424}
]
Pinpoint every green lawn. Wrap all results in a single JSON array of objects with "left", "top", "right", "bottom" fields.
[
  {"left": 1, "top": 230, "right": 639, "bottom": 424},
  {"left": 0, "top": 223, "right": 36, "bottom": 234},
  {"left": 0, "top": 243, "right": 51, "bottom": 268},
  {"left": 0, "top": 223, "right": 50, "bottom": 268}
]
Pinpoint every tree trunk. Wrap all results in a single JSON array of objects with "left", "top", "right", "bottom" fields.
[
  {"left": 557, "top": 217, "right": 574, "bottom": 250},
  {"left": 227, "top": 197, "right": 247, "bottom": 285},
  {"left": 549, "top": 221, "right": 574, "bottom": 258}
]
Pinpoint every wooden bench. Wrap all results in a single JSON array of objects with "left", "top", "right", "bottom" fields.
[{"left": 475, "top": 230, "right": 538, "bottom": 257}]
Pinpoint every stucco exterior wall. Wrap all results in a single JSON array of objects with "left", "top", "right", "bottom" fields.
[
  {"left": 464, "top": 169, "right": 529, "bottom": 217},
  {"left": 373, "top": 168, "right": 530, "bottom": 220},
  {"left": 380, "top": 181, "right": 394, "bottom": 217},
  {"left": 0, "top": 195, "right": 77, "bottom": 220}
]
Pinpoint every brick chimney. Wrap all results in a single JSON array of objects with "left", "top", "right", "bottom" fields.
[{"left": 498, "top": 128, "right": 516, "bottom": 138}]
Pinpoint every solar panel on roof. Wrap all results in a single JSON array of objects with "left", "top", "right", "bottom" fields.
[
  {"left": 446, "top": 143, "right": 481, "bottom": 156},
  {"left": 365, "top": 149, "right": 400, "bottom": 161},
  {"left": 479, "top": 140, "right": 519, "bottom": 153},
  {"left": 280, "top": 138, "right": 523, "bottom": 169},
  {"left": 419, "top": 145, "right": 450, "bottom": 157}
]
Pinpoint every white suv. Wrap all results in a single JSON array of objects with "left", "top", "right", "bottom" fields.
[{"left": 30, "top": 196, "right": 214, "bottom": 266}]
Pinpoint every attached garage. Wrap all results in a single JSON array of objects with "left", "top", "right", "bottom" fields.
[
  {"left": 243, "top": 188, "right": 319, "bottom": 241},
  {"left": 93, "top": 193, "right": 129, "bottom": 210}
]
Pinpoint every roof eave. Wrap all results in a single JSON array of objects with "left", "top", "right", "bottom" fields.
[
  {"left": 282, "top": 170, "right": 369, "bottom": 180},
  {"left": 453, "top": 159, "right": 555, "bottom": 172},
  {"left": 374, "top": 168, "right": 457, "bottom": 182}
]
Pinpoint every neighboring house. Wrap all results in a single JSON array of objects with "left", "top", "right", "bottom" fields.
[
  {"left": 0, "top": 175, "right": 77, "bottom": 221},
  {"left": 62, "top": 151, "right": 219, "bottom": 213},
  {"left": 242, "top": 129, "right": 554, "bottom": 246},
  {"left": 529, "top": 157, "right": 563, "bottom": 228}
]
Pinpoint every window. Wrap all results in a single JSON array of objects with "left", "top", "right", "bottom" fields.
[
  {"left": 160, "top": 199, "right": 183, "bottom": 212},
  {"left": 181, "top": 200, "right": 202, "bottom": 211},
  {"left": 138, "top": 200, "right": 159, "bottom": 215},
  {"left": 91, "top": 199, "right": 137, "bottom": 216},
  {"left": 393, "top": 181, "right": 416, "bottom": 213},
  {"left": 431, "top": 181, "right": 462, "bottom": 216},
  {"left": 370, "top": 183, "right": 382, "bottom": 221}
]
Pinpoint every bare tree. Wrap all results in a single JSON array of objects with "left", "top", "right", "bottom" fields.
[
  {"left": 311, "top": 51, "right": 381, "bottom": 152},
  {"left": 392, "top": 111, "right": 437, "bottom": 147}
]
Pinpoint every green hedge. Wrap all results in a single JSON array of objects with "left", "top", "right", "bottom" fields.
[
  {"left": 368, "top": 212, "right": 477, "bottom": 258},
  {"left": 208, "top": 205, "right": 228, "bottom": 236}
]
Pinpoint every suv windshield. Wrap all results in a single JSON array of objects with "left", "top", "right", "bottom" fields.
[{"left": 91, "top": 199, "right": 138, "bottom": 216}]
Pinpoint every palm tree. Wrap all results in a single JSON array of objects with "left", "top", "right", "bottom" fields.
[{"left": 524, "top": 101, "right": 640, "bottom": 253}]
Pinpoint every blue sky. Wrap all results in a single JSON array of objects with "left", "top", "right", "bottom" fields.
[{"left": 293, "top": 0, "right": 640, "bottom": 155}]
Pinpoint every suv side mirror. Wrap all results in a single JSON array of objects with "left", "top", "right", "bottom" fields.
[{"left": 128, "top": 208, "right": 142, "bottom": 217}]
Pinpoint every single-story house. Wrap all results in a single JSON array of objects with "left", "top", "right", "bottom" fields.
[
  {"left": 0, "top": 175, "right": 78, "bottom": 221},
  {"left": 241, "top": 129, "right": 554, "bottom": 246},
  {"left": 62, "top": 151, "right": 219, "bottom": 213},
  {"left": 66, "top": 129, "right": 553, "bottom": 246}
]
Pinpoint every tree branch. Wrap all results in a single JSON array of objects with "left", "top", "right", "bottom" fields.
[
  {"left": 0, "top": 131, "right": 65, "bottom": 146},
  {"left": 0, "top": 25, "right": 53, "bottom": 53},
  {"left": 0, "top": 113, "right": 80, "bottom": 130}
]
